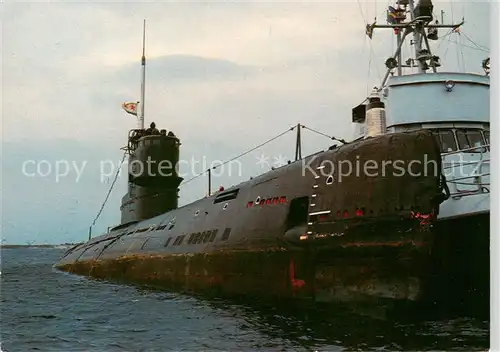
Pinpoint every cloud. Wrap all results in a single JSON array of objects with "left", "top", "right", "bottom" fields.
[
  {"left": 1, "top": 1, "right": 491, "bottom": 244},
  {"left": 3, "top": 1, "right": 489, "bottom": 143}
]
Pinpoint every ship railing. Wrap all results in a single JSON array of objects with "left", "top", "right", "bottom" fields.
[
  {"left": 445, "top": 173, "right": 490, "bottom": 183},
  {"left": 445, "top": 175, "right": 490, "bottom": 198},
  {"left": 442, "top": 160, "right": 490, "bottom": 169},
  {"left": 447, "top": 184, "right": 490, "bottom": 198},
  {"left": 441, "top": 144, "right": 490, "bottom": 157},
  {"left": 439, "top": 144, "right": 490, "bottom": 199}
]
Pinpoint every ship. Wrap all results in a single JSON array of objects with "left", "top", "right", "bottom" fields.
[
  {"left": 352, "top": 0, "right": 490, "bottom": 314},
  {"left": 55, "top": 0, "right": 489, "bottom": 316}
]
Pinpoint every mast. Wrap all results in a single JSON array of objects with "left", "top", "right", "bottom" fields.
[
  {"left": 140, "top": 19, "right": 146, "bottom": 130},
  {"left": 295, "top": 123, "right": 302, "bottom": 161},
  {"left": 365, "top": 0, "right": 464, "bottom": 90},
  {"left": 207, "top": 169, "right": 212, "bottom": 197},
  {"left": 407, "top": 0, "right": 424, "bottom": 73}
]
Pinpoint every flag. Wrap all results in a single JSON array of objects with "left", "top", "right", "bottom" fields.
[
  {"left": 387, "top": 6, "right": 398, "bottom": 24},
  {"left": 122, "top": 101, "right": 139, "bottom": 116},
  {"left": 387, "top": 6, "right": 405, "bottom": 24},
  {"left": 366, "top": 22, "right": 376, "bottom": 39}
]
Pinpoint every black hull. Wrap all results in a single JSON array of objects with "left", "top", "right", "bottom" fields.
[
  {"left": 58, "top": 219, "right": 434, "bottom": 311},
  {"left": 55, "top": 131, "right": 459, "bottom": 315},
  {"left": 419, "top": 212, "right": 490, "bottom": 318}
]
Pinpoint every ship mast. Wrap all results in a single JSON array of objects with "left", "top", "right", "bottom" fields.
[
  {"left": 365, "top": 0, "right": 464, "bottom": 90},
  {"left": 139, "top": 19, "right": 146, "bottom": 130}
]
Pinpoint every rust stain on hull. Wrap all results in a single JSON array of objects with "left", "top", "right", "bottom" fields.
[{"left": 56, "top": 234, "right": 432, "bottom": 305}]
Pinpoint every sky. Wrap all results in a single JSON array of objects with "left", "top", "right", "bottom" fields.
[{"left": 1, "top": 0, "right": 493, "bottom": 245}]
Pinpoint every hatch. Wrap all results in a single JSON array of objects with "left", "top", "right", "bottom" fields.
[{"left": 285, "top": 196, "right": 309, "bottom": 230}]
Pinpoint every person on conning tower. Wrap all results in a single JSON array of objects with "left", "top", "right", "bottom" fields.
[{"left": 146, "top": 122, "right": 160, "bottom": 135}]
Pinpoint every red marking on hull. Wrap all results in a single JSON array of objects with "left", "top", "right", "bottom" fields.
[{"left": 289, "top": 259, "right": 305, "bottom": 295}]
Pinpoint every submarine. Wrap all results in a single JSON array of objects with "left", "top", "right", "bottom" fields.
[
  {"left": 55, "top": 11, "right": 488, "bottom": 316},
  {"left": 56, "top": 114, "right": 448, "bottom": 313}
]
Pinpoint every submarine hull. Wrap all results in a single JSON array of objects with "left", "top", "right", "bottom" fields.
[
  {"left": 58, "top": 228, "right": 431, "bottom": 301},
  {"left": 56, "top": 130, "right": 453, "bottom": 312}
]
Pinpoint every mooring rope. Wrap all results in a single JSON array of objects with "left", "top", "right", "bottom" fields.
[
  {"left": 88, "top": 150, "right": 128, "bottom": 238},
  {"left": 179, "top": 125, "right": 298, "bottom": 188},
  {"left": 301, "top": 124, "right": 347, "bottom": 144}
]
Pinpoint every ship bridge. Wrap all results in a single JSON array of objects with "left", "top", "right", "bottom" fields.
[
  {"left": 380, "top": 72, "right": 490, "bottom": 221},
  {"left": 349, "top": 0, "right": 490, "bottom": 222},
  {"left": 382, "top": 72, "right": 489, "bottom": 129}
]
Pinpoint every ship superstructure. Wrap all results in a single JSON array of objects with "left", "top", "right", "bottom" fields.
[{"left": 352, "top": 0, "right": 490, "bottom": 224}]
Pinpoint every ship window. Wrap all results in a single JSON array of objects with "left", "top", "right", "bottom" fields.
[
  {"left": 437, "top": 130, "right": 457, "bottom": 153},
  {"left": 456, "top": 129, "right": 486, "bottom": 153},
  {"left": 431, "top": 129, "right": 457, "bottom": 153},
  {"left": 466, "top": 130, "right": 487, "bottom": 152},
  {"left": 456, "top": 130, "right": 469, "bottom": 150},
  {"left": 188, "top": 233, "right": 196, "bottom": 244},
  {"left": 221, "top": 228, "right": 231, "bottom": 241},
  {"left": 484, "top": 131, "right": 490, "bottom": 149},
  {"left": 164, "top": 237, "right": 172, "bottom": 247}
]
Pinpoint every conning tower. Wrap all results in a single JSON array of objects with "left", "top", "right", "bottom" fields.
[{"left": 120, "top": 126, "right": 183, "bottom": 224}]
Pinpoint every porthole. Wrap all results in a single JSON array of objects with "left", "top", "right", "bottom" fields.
[
  {"left": 194, "top": 210, "right": 200, "bottom": 216},
  {"left": 255, "top": 196, "right": 261, "bottom": 204},
  {"left": 326, "top": 175, "right": 334, "bottom": 185},
  {"left": 223, "top": 203, "right": 228, "bottom": 210}
]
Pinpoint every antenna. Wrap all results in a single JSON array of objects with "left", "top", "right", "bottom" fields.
[
  {"left": 295, "top": 123, "right": 302, "bottom": 161},
  {"left": 365, "top": 0, "right": 464, "bottom": 89},
  {"left": 140, "top": 19, "right": 146, "bottom": 130}
]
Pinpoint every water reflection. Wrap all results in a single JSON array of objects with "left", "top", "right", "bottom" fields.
[{"left": 141, "top": 288, "right": 489, "bottom": 351}]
